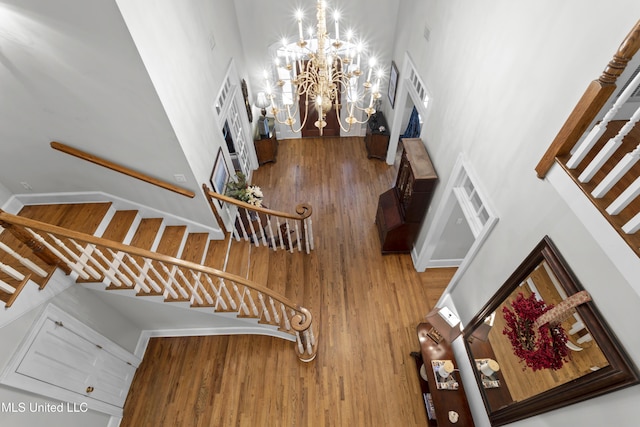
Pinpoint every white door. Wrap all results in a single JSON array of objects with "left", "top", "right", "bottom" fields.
[
  {"left": 1, "top": 304, "right": 140, "bottom": 416},
  {"left": 16, "top": 317, "right": 136, "bottom": 407}
]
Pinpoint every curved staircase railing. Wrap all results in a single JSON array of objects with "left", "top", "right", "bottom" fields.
[
  {"left": 202, "top": 184, "right": 314, "bottom": 254},
  {"left": 0, "top": 209, "right": 318, "bottom": 362}
]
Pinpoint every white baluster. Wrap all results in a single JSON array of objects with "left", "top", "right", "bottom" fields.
[
  {"left": 592, "top": 143, "right": 640, "bottom": 198},
  {"left": 567, "top": 70, "right": 640, "bottom": 169},
  {"left": 0, "top": 242, "right": 48, "bottom": 277},
  {"left": 276, "top": 218, "right": 285, "bottom": 250},
  {"left": 0, "top": 261, "right": 24, "bottom": 281},
  {"left": 295, "top": 331, "right": 304, "bottom": 354},
  {"left": 158, "top": 263, "right": 187, "bottom": 299},
  {"left": 46, "top": 234, "right": 101, "bottom": 280},
  {"left": 258, "top": 293, "right": 271, "bottom": 322},
  {"left": 606, "top": 175, "right": 640, "bottom": 215},
  {"left": 294, "top": 221, "right": 302, "bottom": 252},
  {"left": 68, "top": 239, "right": 119, "bottom": 284},
  {"left": 256, "top": 213, "right": 268, "bottom": 247},
  {"left": 118, "top": 253, "right": 152, "bottom": 293},
  {"left": 265, "top": 216, "right": 277, "bottom": 249},
  {"left": 281, "top": 304, "right": 291, "bottom": 331},
  {"left": 236, "top": 210, "right": 249, "bottom": 241},
  {"left": 245, "top": 290, "right": 259, "bottom": 316},
  {"left": 26, "top": 229, "right": 89, "bottom": 280},
  {"left": 90, "top": 246, "right": 130, "bottom": 287},
  {"left": 190, "top": 271, "right": 214, "bottom": 305},
  {"left": 579, "top": 105, "right": 640, "bottom": 183},
  {"left": 176, "top": 268, "right": 203, "bottom": 305},
  {"left": 138, "top": 259, "right": 168, "bottom": 294},
  {"left": 220, "top": 279, "right": 237, "bottom": 310},
  {"left": 285, "top": 220, "right": 293, "bottom": 253},
  {"left": 304, "top": 329, "right": 313, "bottom": 354},
  {"left": 0, "top": 279, "right": 16, "bottom": 295},
  {"left": 204, "top": 274, "right": 227, "bottom": 310},
  {"left": 269, "top": 297, "right": 280, "bottom": 324},
  {"left": 233, "top": 284, "right": 249, "bottom": 315},
  {"left": 622, "top": 211, "right": 640, "bottom": 234},
  {"left": 307, "top": 325, "right": 316, "bottom": 348},
  {"left": 308, "top": 218, "right": 314, "bottom": 250},
  {"left": 244, "top": 209, "right": 260, "bottom": 247},
  {"left": 106, "top": 249, "right": 143, "bottom": 289}
]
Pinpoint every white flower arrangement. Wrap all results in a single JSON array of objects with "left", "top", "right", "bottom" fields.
[{"left": 225, "top": 172, "right": 264, "bottom": 207}]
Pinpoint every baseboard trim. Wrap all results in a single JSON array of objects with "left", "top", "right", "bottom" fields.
[
  {"left": 421, "top": 258, "right": 463, "bottom": 269},
  {"left": 134, "top": 326, "right": 295, "bottom": 358},
  {"left": 5, "top": 191, "right": 222, "bottom": 238}
]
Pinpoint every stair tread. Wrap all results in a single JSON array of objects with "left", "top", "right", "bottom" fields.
[
  {"left": 202, "top": 234, "right": 232, "bottom": 271},
  {"left": 0, "top": 203, "right": 112, "bottom": 292},
  {"left": 18, "top": 203, "right": 112, "bottom": 234},
  {"left": 129, "top": 218, "right": 163, "bottom": 250},
  {"left": 179, "top": 233, "right": 209, "bottom": 263},
  {"left": 225, "top": 239, "right": 251, "bottom": 279},
  {"left": 101, "top": 210, "right": 138, "bottom": 242},
  {"left": 154, "top": 225, "right": 187, "bottom": 257}
]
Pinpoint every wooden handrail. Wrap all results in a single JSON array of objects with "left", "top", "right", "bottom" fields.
[
  {"left": 0, "top": 209, "right": 302, "bottom": 312},
  {"left": 535, "top": 19, "right": 640, "bottom": 178},
  {"left": 50, "top": 141, "right": 195, "bottom": 198},
  {"left": 202, "top": 185, "right": 312, "bottom": 220},
  {"left": 0, "top": 209, "right": 318, "bottom": 360}
]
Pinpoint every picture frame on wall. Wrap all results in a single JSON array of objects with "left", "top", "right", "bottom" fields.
[
  {"left": 210, "top": 148, "right": 230, "bottom": 208},
  {"left": 241, "top": 79, "right": 253, "bottom": 123},
  {"left": 388, "top": 61, "right": 399, "bottom": 108}
]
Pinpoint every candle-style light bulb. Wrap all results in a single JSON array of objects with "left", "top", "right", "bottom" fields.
[
  {"left": 366, "top": 57, "right": 377, "bottom": 83},
  {"left": 333, "top": 10, "right": 340, "bottom": 41},
  {"left": 296, "top": 10, "right": 304, "bottom": 40}
]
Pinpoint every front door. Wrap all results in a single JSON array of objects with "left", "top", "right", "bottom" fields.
[{"left": 300, "top": 61, "right": 341, "bottom": 137}]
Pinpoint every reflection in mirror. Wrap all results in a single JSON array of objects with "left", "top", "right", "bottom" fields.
[
  {"left": 464, "top": 237, "right": 639, "bottom": 426},
  {"left": 486, "top": 260, "right": 608, "bottom": 403}
]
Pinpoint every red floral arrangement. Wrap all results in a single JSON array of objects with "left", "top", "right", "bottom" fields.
[{"left": 502, "top": 293, "right": 570, "bottom": 371}]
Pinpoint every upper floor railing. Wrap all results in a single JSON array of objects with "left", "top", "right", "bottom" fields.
[
  {"left": 536, "top": 19, "right": 640, "bottom": 257},
  {"left": 202, "top": 184, "right": 314, "bottom": 254},
  {"left": 0, "top": 209, "right": 318, "bottom": 362}
]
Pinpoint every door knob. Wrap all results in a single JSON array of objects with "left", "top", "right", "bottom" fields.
[{"left": 86, "top": 386, "right": 94, "bottom": 393}]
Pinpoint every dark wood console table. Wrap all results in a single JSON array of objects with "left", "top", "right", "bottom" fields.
[
  {"left": 365, "top": 112, "right": 390, "bottom": 160},
  {"left": 412, "top": 323, "right": 475, "bottom": 426},
  {"left": 254, "top": 117, "right": 278, "bottom": 165}
]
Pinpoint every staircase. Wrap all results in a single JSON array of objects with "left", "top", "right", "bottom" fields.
[{"left": 0, "top": 202, "right": 318, "bottom": 362}]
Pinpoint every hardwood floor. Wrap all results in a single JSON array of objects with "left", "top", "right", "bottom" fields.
[{"left": 122, "top": 136, "right": 455, "bottom": 426}]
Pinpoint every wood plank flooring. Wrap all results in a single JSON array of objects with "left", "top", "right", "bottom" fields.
[{"left": 121, "top": 136, "right": 455, "bottom": 426}]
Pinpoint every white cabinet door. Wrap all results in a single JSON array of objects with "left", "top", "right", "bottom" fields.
[
  {"left": 1, "top": 304, "right": 140, "bottom": 416},
  {"left": 16, "top": 317, "right": 136, "bottom": 407}
]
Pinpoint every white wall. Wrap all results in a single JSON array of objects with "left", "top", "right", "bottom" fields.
[
  {"left": 116, "top": 0, "right": 250, "bottom": 202},
  {"left": 0, "top": 0, "right": 213, "bottom": 228},
  {"left": 394, "top": 1, "right": 640, "bottom": 426},
  {"left": 0, "top": 182, "right": 11, "bottom": 207}
]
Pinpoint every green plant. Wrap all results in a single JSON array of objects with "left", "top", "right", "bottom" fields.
[{"left": 225, "top": 172, "right": 263, "bottom": 207}]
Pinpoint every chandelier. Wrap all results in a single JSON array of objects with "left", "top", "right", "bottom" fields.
[{"left": 263, "top": 0, "right": 382, "bottom": 136}]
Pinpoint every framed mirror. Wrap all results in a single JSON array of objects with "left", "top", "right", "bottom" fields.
[{"left": 464, "top": 236, "right": 639, "bottom": 426}]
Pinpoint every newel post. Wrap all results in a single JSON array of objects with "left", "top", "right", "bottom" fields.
[
  {"left": 291, "top": 307, "right": 318, "bottom": 362},
  {"left": 536, "top": 19, "right": 640, "bottom": 178}
]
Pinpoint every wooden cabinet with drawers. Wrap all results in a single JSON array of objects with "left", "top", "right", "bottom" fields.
[{"left": 375, "top": 138, "right": 437, "bottom": 254}]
